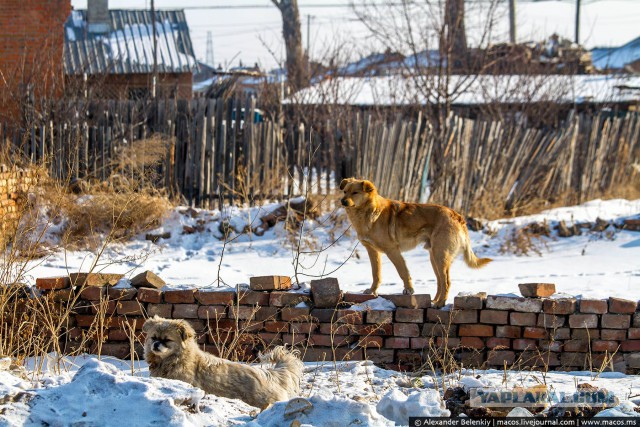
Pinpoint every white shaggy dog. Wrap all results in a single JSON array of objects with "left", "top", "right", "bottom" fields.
[{"left": 143, "top": 315, "right": 303, "bottom": 410}]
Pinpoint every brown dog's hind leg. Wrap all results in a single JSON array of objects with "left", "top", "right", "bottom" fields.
[
  {"left": 386, "top": 250, "right": 414, "bottom": 295},
  {"left": 363, "top": 244, "right": 382, "bottom": 296},
  {"left": 431, "top": 243, "right": 455, "bottom": 308},
  {"left": 429, "top": 250, "right": 445, "bottom": 307}
]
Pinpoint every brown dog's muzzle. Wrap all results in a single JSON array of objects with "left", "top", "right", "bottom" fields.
[{"left": 341, "top": 198, "right": 353, "bottom": 207}]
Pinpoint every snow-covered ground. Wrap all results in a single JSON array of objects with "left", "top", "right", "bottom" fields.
[
  {"left": 0, "top": 354, "right": 638, "bottom": 426},
  {"left": 23, "top": 198, "right": 640, "bottom": 304}
]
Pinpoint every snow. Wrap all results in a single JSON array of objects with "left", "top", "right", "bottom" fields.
[
  {"left": 376, "top": 388, "right": 450, "bottom": 423},
  {"left": 20, "top": 198, "right": 640, "bottom": 305},
  {"left": 350, "top": 297, "right": 396, "bottom": 312},
  {"left": 0, "top": 356, "right": 637, "bottom": 426},
  {"left": 287, "top": 75, "right": 640, "bottom": 106}
]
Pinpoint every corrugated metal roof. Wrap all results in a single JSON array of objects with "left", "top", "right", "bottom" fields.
[{"left": 64, "top": 9, "right": 198, "bottom": 75}]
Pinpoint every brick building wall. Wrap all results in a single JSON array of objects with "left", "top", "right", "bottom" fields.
[
  {"left": 0, "top": 0, "right": 72, "bottom": 119},
  {"left": 34, "top": 275, "right": 640, "bottom": 373},
  {"left": 0, "top": 166, "right": 39, "bottom": 248}
]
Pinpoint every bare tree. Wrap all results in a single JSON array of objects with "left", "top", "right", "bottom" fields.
[{"left": 272, "top": 0, "right": 309, "bottom": 91}]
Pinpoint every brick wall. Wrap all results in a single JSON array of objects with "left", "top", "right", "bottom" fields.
[
  {"left": 34, "top": 275, "right": 640, "bottom": 373},
  {"left": 0, "top": 166, "right": 39, "bottom": 247},
  {"left": 0, "top": 0, "right": 72, "bottom": 119}
]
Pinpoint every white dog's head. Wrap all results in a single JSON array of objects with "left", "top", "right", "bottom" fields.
[{"left": 143, "top": 315, "right": 195, "bottom": 361}]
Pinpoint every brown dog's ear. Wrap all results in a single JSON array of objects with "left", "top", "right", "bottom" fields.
[
  {"left": 339, "top": 178, "right": 351, "bottom": 190},
  {"left": 362, "top": 180, "right": 376, "bottom": 193},
  {"left": 176, "top": 320, "right": 195, "bottom": 341}
]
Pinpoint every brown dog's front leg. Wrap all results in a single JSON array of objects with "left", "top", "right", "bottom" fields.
[
  {"left": 363, "top": 244, "right": 381, "bottom": 296},
  {"left": 387, "top": 250, "right": 414, "bottom": 295}
]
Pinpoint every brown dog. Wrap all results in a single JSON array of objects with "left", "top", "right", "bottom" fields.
[{"left": 340, "top": 178, "right": 491, "bottom": 308}]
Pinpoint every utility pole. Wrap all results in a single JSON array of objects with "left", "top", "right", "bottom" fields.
[
  {"left": 151, "top": 0, "right": 158, "bottom": 98},
  {"left": 306, "top": 14, "right": 311, "bottom": 58},
  {"left": 574, "top": 0, "right": 581, "bottom": 44},
  {"left": 508, "top": 0, "right": 516, "bottom": 44},
  {"left": 206, "top": 31, "right": 215, "bottom": 66}
]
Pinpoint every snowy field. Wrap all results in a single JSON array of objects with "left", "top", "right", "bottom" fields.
[
  {"left": 25, "top": 198, "right": 640, "bottom": 304},
  {"left": 0, "top": 354, "right": 638, "bottom": 426}
]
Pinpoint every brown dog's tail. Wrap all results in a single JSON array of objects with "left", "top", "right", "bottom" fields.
[{"left": 461, "top": 231, "right": 492, "bottom": 269}]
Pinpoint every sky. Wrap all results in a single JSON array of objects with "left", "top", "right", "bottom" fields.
[{"left": 69, "top": 0, "right": 640, "bottom": 71}]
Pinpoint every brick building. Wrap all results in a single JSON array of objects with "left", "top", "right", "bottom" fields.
[
  {"left": 0, "top": 0, "right": 72, "bottom": 120},
  {"left": 64, "top": 4, "right": 198, "bottom": 99}
]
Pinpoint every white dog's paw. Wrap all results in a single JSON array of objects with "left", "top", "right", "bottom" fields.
[
  {"left": 363, "top": 288, "right": 378, "bottom": 296},
  {"left": 402, "top": 288, "right": 415, "bottom": 295}
]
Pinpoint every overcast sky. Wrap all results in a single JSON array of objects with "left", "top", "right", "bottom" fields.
[{"left": 69, "top": 0, "right": 640, "bottom": 71}]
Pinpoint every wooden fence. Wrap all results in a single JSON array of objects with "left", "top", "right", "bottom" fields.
[{"left": 3, "top": 97, "right": 639, "bottom": 216}]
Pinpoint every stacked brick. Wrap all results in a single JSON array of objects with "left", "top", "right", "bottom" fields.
[
  {"left": 0, "top": 166, "right": 39, "bottom": 247},
  {"left": 34, "top": 275, "right": 640, "bottom": 373}
]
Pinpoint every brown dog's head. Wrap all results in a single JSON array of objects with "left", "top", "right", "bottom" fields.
[
  {"left": 339, "top": 178, "right": 376, "bottom": 208},
  {"left": 143, "top": 315, "right": 195, "bottom": 361}
]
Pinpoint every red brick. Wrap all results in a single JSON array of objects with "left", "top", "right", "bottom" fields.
[
  {"left": 453, "top": 294, "right": 485, "bottom": 310},
  {"left": 628, "top": 328, "right": 640, "bottom": 339},
  {"left": 487, "top": 351, "right": 515, "bottom": 365},
  {"left": 290, "top": 322, "right": 318, "bottom": 334},
  {"left": 410, "top": 337, "right": 431, "bottom": 349},
  {"left": 357, "top": 336, "right": 383, "bottom": 348},
  {"left": 91, "top": 300, "right": 117, "bottom": 315},
  {"left": 393, "top": 323, "right": 420, "bottom": 337},
  {"left": 116, "top": 300, "right": 144, "bottom": 316},
  {"left": 601, "top": 329, "right": 627, "bottom": 341},
  {"left": 229, "top": 306, "right": 255, "bottom": 320},
  {"left": 281, "top": 307, "right": 311, "bottom": 322},
  {"left": 451, "top": 310, "right": 478, "bottom": 324},
  {"left": 496, "top": 325, "right": 521, "bottom": 338},
  {"left": 173, "top": 304, "right": 199, "bottom": 319},
  {"left": 254, "top": 306, "right": 279, "bottom": 321},
  {"left": 108, "top": 288, "right": 137, "bottom": 301},
  {"left": 539, "top": 340, "right": 562, "bottom": 352},
  {"left": 436, "top": 337, "right": 461, "bottom": 348},
  {"left": 380, "top": 294, "right": 430, "bottom": 308},
  {"left": 543, "top": 298, "right": 576, "bottom": 315},
  {"left": 592, "top": 340, "right": 619, "bottom": 352},
  {"left": 552, "top": 328, "right": 571, "bottom": 340},
  {"left": 486, "top": 337, "right": 511, "bottom": 349},
  {"left": 69, "top": 273, "right": 123, "bottom": 287},
  {"left": 310, "top": 334, "right": 351, "bottom": 347},
  {"left": 356, "top": 323, "right": 393, "bottom": 336},
  {"left": 310, "top": 309, "right": 337, "bottom": 323},
  {"left": 264, "top": 321, "right": 289, "bottom": 333},
  {"left": 80, "top": 286, "right": 106, "bottom": 301},
  {"left": 237, "top": 290, "right": 269, "bottom": 306},
  {"left": 366, "top": 349, "right": 395, "bottom": 363},
  {"left": 195, "top": 291, "right": 234, "bottom": 305},
  {"left": 579, "top": 299, "right": 608, "bottom": 314},
  {"left": 513, "top": 339, "right": 536, "bottom": 351},
  {"left": 609, "top": 297, "right": 637, "bottom": 314},
  {"left": 523, "top": 327, "right": 548, "bottom": 339},
  {"left": 258, "top": 332, "right": 282, "bottom": 345},
  {"left": 310, "top": 278, "right": 342, "bottom": 308},
  {"left": 422, "top": 323, "right": 456, "bottom": 337},
  {"left": 147, "top": 303, "right": 172, "bottom": 318},
  {"left": 385, "top": 337, "right": 410, "bottom": 348},
  {"left": 518, "top": 283, "right": 556, "bottom": 297},
  {"left": 283, "top": 334, "right": 307, "bottom": 346},
  {"left": 197, "top": 306, "right": 226, "bottom": 320},
  {"left": 601, "top": 314, "right": 630, "bottom": 329},
  {"left": 238, "top": 320, "right": 263, "bottom": 332},
  {"left": 136, "top": 288, "right": 162, "bottom": 303},
  {"left": 99, "top": 343, "right": 131, "bottom": 359},
  {"left": 568, "top": 314, "right": 598, "bottom": 328},
  {"left": 249, "top": 275, "right": 291, "bottom": 291},
  {"left": 164, "top": 290, "right": 196, "bottom": 304},
  {"left": 460, "top": 336, "right": 485, "bottom": 349},
  {"left": 394, "top": 308, "right": 423, "bottom": 323},
  {"left": 343, "top": 293, "right": 376, "bottom": 304},
  {"left": 459, "top": 324, "right": 493, "bottom": 337},
  {"left": 571, "top": 328, "right": 600, "bottom": 340},
  {"left": 564, "top": 340, "right": 588, "bottom": 352},
  {"left": 480, "top": 310, "right": 509, "bottom": 324},
  {"left": 397, "top": 351, "right": 422, "bottom": 366},
  {"left": 621, "top": 340, "right": 640, "bottom": 352},
  {"left": 269, "top": 292, "right": 309, "bottom": 307},
  {"left": 537, "top": 314, "right": 565, "bottom": 328},
  {"left": 426, "top": 308, "right": 451, "bottom": 324},
  {"left": 335, "top": 310, "right": 363, "bottom": 324},
  {"left": 366, "top": 310, "right": 393, "bottom": 324},
  {"left": 319, "top": 323, "right": 352, "bottom": 335},
  {"left": 510, "top": 312, "right": 537, "bottom": 326}
]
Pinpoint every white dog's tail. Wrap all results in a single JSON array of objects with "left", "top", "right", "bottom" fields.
[
  {"left": 260, "top": 346, "right": 304, "bottom": 394},
  {"left": 461, "top": 230, "right": 492, "bottom": 269}
]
